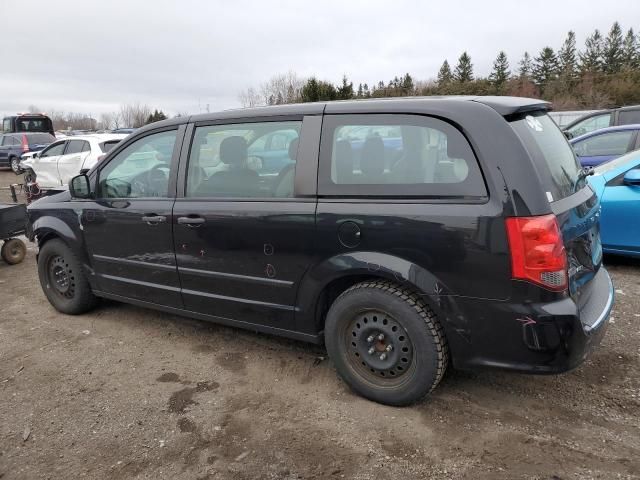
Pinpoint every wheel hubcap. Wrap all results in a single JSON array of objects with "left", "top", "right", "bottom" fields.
[
  {"left": 48, "top": 255, "right": 75, "bottom": 298},
  {"left": 348, "top": 311, "right": 413, "bottom": 379}
]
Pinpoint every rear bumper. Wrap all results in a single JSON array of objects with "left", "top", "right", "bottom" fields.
[{"left": 448, "top": 267, "right": 613, "bottom": 373}]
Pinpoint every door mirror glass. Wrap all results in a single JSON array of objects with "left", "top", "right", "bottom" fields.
[
  {"left": 70, "top": 174, "right": 91, "bottom": 198},
  {"left": 623, "top": 168, "right": 640, "bottom": 186}
]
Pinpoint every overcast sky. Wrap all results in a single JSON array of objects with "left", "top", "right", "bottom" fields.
[{"left": 1, "top": 0, "right": 638, "bottom": 120}]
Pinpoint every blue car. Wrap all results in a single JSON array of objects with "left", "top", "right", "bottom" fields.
[
  {"left": 588, "top": 150, "right": 640, "bottom": 257},
  {"left": 570, "top": 124, "right": 640, "bottom": 167}
]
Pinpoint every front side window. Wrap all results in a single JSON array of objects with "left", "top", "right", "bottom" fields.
[
  {"left": 567, "top": 113, "right": 612, "bottom": 138},
  {"left": 40, "top": 141, "right": 67, "bottom": 157},
  {"left": 573, "top": 130, "right": 635, "bottom": 157},
  {"left": 319, "top": 114, "right": 486, "bottom": 197},
  {"left": 2, "top": 119, "right": 10, "bottom": 132},
  {"left": 98, "top": 130, "right": 176, "bottom": 199},
  {"left": 186, "top": 121, "right": 301, "bottom": 198}
]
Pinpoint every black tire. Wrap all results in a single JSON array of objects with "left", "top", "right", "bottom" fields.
[
  {"left": 10, "top": 157, "right": 22, "bottom": 175},
  {"left": 1, "top": 238, "right": 27, "bottom": 265},
  {"left": 325, "top": 280, "right": 448, "bottom": 406},
  {"left": 37, "top": 238, "right": 97, "bottom": 314}
]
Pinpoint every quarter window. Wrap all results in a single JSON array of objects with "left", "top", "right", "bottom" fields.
[
  {"left": 98, "top": 130, "right": 177, "bottom": 198},
  {"left": 319, "top": 114, "right": 486, "bottom": 197},
  {"left": 186, "top": 121, "right": 301, "bottom": 198}
]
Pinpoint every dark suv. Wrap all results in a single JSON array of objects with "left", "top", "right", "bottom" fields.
[
  {"left": 0, "top": 132, "right": 55, "bottom": 173},
  {"left": 26, "top": 97, "right": 613, "bottom": 405}
]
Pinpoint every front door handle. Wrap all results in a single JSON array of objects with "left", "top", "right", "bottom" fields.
[
  {"left": 177, "top": 216, "right": 205, "bottom": 227},
  {"left": 141, "top": 215, "right": 167, "bottom": 225}
]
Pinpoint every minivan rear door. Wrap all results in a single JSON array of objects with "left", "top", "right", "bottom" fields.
[{"left": 510, "top": 113, "right": 603, "bottom": 301}]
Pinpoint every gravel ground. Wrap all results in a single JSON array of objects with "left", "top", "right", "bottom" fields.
[{"left": 0, "top": 168, "right": 639, "bottom": 479}]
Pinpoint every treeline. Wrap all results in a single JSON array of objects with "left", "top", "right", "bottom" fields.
[
  {"left": 238, "top": 21, "right": 640, "bottom": 110},
  {"left": 26, "top": 104, "right": 168, "bottom": 131}
]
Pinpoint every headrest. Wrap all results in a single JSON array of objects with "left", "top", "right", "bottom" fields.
[
  {"left": 361, "top": 136, "right": 385, "bottom": 175},
  {"left": 288, "top": 137, "right": 299, "bottom": 161},
  {"left": 220, "top": 136, "right": 248, "bottom": 165}
]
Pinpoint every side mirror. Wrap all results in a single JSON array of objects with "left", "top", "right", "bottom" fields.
[
  {"left": 69, "top": 174, "right": 91, "bottom": 198},
  {"left": 623, "top": 169, "right": 640, "bottom": 186}
]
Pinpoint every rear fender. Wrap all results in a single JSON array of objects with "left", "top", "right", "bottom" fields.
[{"left": 295, "top": 251, "right": 471, "bottom": 352}]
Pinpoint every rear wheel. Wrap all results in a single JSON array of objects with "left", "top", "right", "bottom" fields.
[
  {"left": 325, "top": 280, "right": 448, "bottom": 406},
  {"left": 10, "top": 157, "right": 21, "bottom": 175},
  {"left": 1, "top": 238, "right": 26, "bottom": 265},
  {"left": 37, "top": 239, "right": 97, "bottom": 314}
]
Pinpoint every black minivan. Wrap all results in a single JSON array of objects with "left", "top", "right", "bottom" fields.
[{"left": 27, "top": 97, "right": 614, "bottom": 405}]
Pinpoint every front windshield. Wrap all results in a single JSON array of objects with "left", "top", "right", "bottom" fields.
[
  {"left": 594, "top": 149, "right": 640, "bottom": 175},
  {"left": 510, "top": 112, "right": 583, "bottom": 201}
]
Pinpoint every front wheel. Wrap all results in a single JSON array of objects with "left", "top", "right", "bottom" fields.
[
  {"left": 325, "top": 280, "right": 449, "bottom": 406},
  {"left": 37, "top": 239, "right": 98, "bottom": 314}
]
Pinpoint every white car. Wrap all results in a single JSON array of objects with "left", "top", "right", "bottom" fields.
[{"left": 21, "top": 134, "right": 127, "bottom": 189}]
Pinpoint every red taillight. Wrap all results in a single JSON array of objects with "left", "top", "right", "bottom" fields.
[
  {"left": 505, "top": 214, "right": 568, "bottom": 291},
  {"left": 21, "top": 134, "right": 29, "bottom": 153}
]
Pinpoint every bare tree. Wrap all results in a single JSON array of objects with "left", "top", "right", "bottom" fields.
[
  {"left": 238, "top": 87, "right": 263, "bottom": 108},
  {"left": 259, "top": 71, "right": 305, "bottom": 105},
  {"left": 119, "top": 103, "right": 151, "bottom": 128},
  {"left": 99, "top": 112, "right": 116, "bottom": 130}
]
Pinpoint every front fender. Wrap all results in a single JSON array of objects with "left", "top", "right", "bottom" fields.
[{"left": 296, "top": 251, "right": 472, "bottom": 350}]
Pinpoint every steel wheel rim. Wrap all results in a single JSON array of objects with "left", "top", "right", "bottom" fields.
[
  {"left": 343, "top": 309, "right": 415, "bottom": 386},
  {"left": 47, "top": 255, "right": 75, "bottom": 299},
  {"left": 11, "top": 158, "right": 19, "bottom": 173}
]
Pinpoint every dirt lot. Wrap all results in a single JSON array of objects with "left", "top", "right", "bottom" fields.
[{"left": 0, "top": 168, "right": 639, "bottom": 480}]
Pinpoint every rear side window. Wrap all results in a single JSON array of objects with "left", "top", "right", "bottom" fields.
[
  {"left": 319, "top": 114, "right": 486, "bottom": 197},
  {"left": 566, "top": 113, "right": 611, "bottom": 137},
  {"left": 510, "top": 112, "right": 582, "bottom": 201},
  {"left": 185, "top": 121, "right": 301, "bottom": 198},
  {"left": 2, "top": 136, "right": 19, "bottom": 146},
  {"left": 65, "top": 140, "right": 89, "bottom": 155},
  {"left": 618, "top": 109, "right": 640, "bottom": 125},
  {"left": 573, "top": 130, "right": 635, "bottom": 158}
]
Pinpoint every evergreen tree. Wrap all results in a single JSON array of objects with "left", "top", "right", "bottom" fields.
[
  {"left": 401, "top": 73, "right": 414, "bottom": 94},
  {"left": 337, "top": 75, "right": 354, "bottom": 100},
  {"left": 363, "top": 83, "right": 370, "bottom": 97},
  {"left": 453, "top": 52, "right": 474, "bottom": 82},
  {"left": 579, "top": 29, "right": 604, "bottom": 73},
  {"left": 558, "top": 31, "right": 577, "bottom": 78},
  {"left": 489, "top": 51, "right": 510, "bottom": 92},
  {"left": 300, "top": 77, "right": 337, "bottom": 102},
  {"left": 437, "top": 60, "right": 453, "bottom": 85},
  {"left": 532, "top": 47, "right": 559, "bottom": 88},
  {"left": 145, "top": 109, "right": 168, "bottom": 124},
  {"left": 357, "top": 83, "right": 364, "bottom": 97},
  {"left": 621, "top": 27, "right": 639, "bottom": 71},
  {"left": 603, "top": 21, "right": 624, "bottom": 73},
  {"left": 518, "top": 52, "right": 532, "bottom": 78}
]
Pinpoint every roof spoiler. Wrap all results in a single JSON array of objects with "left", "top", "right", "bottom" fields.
[{"left": 472, "top": 97, "right": 551, "bottom": 116}]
